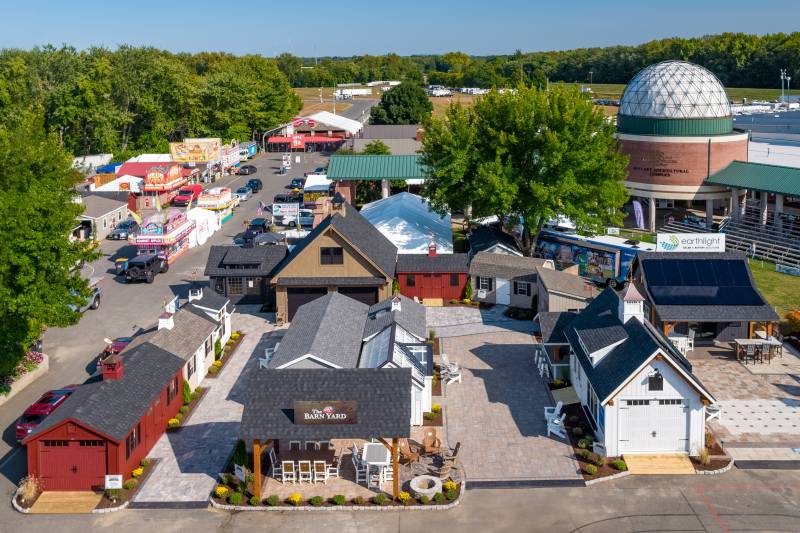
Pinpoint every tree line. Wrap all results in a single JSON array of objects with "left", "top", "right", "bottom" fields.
[
  {"left": 278, "top": 32, "right": 800, "bottom": 90},
  {"left": 0, "top": 45, "right": 302, "bottom": 159}
]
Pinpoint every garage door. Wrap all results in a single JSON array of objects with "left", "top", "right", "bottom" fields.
[
  {"left": 337, "top": 286, "right": 379, "bottom": 306},
  {"left": 618, "top": 399, "right": 689, "bottom": 454},
  {"left": 287, "top": 287, "right": 327, "bottom": 320},
  {"left": 38, "top": 440, "right": 107, "bottom": 491}
]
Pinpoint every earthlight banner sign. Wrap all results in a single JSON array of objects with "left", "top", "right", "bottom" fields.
[
  {"left": 656, "top": 233, "right": 726, "bottom": 252},
  {"left": 294, "top": 401, "right": 358, "bottom": 425}
]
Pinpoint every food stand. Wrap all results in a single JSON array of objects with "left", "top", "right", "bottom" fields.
[
  {"left": 134, "top": 209, "right": 196, "bottom": 264},
  {"left": 197, "top": 187, "right": 236, "bottom": 225},
  {"left": 142, "top": 165, "right": 188, "bottom": 209}
]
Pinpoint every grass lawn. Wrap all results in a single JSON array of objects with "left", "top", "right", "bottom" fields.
[
  {"left": 560, "top": 82, "right": 781, "bottom": 103},
  {"left": 293, "top": 87, "right": 362, "bottom": 116},
  {"left": 748, "top": 258, "right": 800, "bottom": 325}
]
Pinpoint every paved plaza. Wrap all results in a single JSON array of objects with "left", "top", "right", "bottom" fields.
[
  {"left": 132, "top": 309, "right": 281, "bottom": 506},
  {"left": 426, "top": 306, "right": 536, "bottom": 338},
  {"left": 440, "top": 331, "right": 580, "bottom": 484}
]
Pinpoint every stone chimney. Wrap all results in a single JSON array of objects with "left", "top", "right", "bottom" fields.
[
  {"left": 428, "top": 242, "right": 437, "bottom": 257},
  {"left": 101, "top": 354, "right": 124, "bottom": 381},
  {"left": 619, "top": 282, "right": 645, "bottom": 324}
]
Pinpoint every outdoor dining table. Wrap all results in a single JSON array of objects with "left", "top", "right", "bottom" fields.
[
  {"left": 668, "top": 332, "right": 688, "bottom": 355},
  {"left": 734, "top": 338, "right": 781, "bottom": 364},
  {"left": 361, "top": 442, "right": 391, "bottom": 487},
  {"left": 278, "top": 448, "right": 336, "bottom": 464}
]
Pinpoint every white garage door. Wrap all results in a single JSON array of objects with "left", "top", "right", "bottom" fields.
[{"left": 618, "top": 399, "right": 689, "bottom": 453}]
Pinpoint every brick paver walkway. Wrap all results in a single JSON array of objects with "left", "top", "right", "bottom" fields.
[
  {"left": 441, "top": 332, "right": 580, "bottom": 483},
  {"left": 426, "top": 306, "right": 536, "bottom": 337},
  {"left": 132, "top": 310, "right": 281, "bottom": 506}
]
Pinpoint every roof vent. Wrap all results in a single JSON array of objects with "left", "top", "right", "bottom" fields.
[
  {"left": 428, "top": 242, "right": 437, "bottom": 257},
  {"left": 391, "top": 296, "right": 402, "bottom": 313},
  {"left": 101, "top": 354, "right": 124, "bottom": 381}
]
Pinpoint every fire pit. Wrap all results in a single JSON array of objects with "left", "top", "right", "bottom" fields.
[{"left": 409, "top": 475, "right": 442, "bottom": 499}]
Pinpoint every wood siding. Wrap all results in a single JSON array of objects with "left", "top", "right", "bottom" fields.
[{"left": 397, "top": 271, "right": 466, "bottom": 301}]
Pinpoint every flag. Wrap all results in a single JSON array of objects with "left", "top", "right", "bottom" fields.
[
  {"left": 129, "top": 210, "right": 142, "bottom": 225},
  {"left": 257, "top": 200, "right": 266, "bottom": 216}
]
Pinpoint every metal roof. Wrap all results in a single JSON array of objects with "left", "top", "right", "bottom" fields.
[
  {"left": 706, "top": 160, "right": 800, "bottom": 197},
  {"left": 327, "top": 154, "right": 425, "bottom": 181}
]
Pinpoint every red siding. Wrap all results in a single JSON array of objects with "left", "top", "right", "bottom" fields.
[{"left": 397, "top": 271, "right": 467, "bottom": 301}]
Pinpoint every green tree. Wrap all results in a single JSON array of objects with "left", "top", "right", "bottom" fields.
[
  {"left": 421, "top": 86, "right": 628, "bottom": 255},
  {"left": 182, "top": 378, "right": 192, "bottom": 405},
  {"left": 361, "top": 140, "right": 390, "bottom": 155},
  {"left": 232, "top": 439, "right": 247, "bottom": 467},
  {"left": 370, "top": 82, "right": 433, "bottom": 125},
  {"left": 0, "top": 111, "right": 98, "bottom": 376}
]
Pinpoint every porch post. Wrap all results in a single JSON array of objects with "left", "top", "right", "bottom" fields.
[
  {"left": 748, "top": 321, "right": 754, "bottom": 339},
  {"left": 253, "top": 439, "right": 262, "bottom": 501},
  {"left": 392, "top": 438, "right": 399, "bottom": 500}
]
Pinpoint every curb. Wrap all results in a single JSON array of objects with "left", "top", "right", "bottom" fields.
[
  {"left": 0, "top": 354, "right": 49, "bottom": 408},
  {"left": 696, "top": 458, "right": 734, "bottom": 475},
  {"left": 92, "top": 500, "right": 130, "bottom": 514},
  {"left": 584, "top": 470, "right": 630, "bottom": 485}
]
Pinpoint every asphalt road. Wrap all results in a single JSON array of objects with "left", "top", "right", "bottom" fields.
[
  {"left": 0, "top": 150, "right": 330, "bottom": 489},
  {"left": 339, "top": 98, "right": 377, "bottom": 123}
]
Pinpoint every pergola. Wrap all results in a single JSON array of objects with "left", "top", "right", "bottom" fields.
[{"left": 240, "top": 368, "right": 412, "bottom": 501}]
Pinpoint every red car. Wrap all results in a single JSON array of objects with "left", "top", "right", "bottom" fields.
[{"left": 16, "top": 385, "right": 79, "bottom": 441}]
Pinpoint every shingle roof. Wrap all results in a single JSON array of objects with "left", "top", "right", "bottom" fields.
[
  {"left": 276, "top": 277, "right": 386, "bottom": 287},
  {"left": 536, "top": 266, "right": 598, "bottom": 300},
  {"left": 353, "top": 138, "right": 421, "bottom": 155},
  {"left": 706, "top": 160, "right": 800, "bottom": 197},
  {"left": 361, "top": 125, "right": 421, "bottom": 139},
  {"left": 468, "top": 224, "right": 521, "bottom": 256},
  {"left": 187, "top": 286, "right": 230, "bottom": 312},
  {"left": 78, "top": 194, "right": 128, "bottom": 219},
  {"left": 149, "top": 308, "right": 217, "bottom": 362},
  {"left": 205, "top": 245, "right": 287, "bottom": 277},
  {"left": 364, "top": 295, "right": 427, "bottom": 339},
  {"left": 24, "top": 343, "right": 185, "bottom": 442},
  {"left": 396, "top": 254, "right": 469, "bottom": 273},
  {"left": 240, "top": 368, "right": 412, "bottom": 442},
  {"left": 327, "top": 154, "right": 425, "bottom": 181},
  {"left": 469, "top": 251, "right": 548, "bottom": 281},
  {"left": 537, "top": 311, "right": 577, "bottom": 344},
  {"left": 269, "top": 292, "right": 369, "bottom": 369}
]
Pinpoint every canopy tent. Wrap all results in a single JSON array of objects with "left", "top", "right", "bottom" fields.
[
  {"left": 305, "top": 111, "right": 363, "bottom": 136},
  {"left": 91, "top": 174, "right": 144, "bottom": 193},
  {"left": 186, "top": 206, "right": 221, "bottom": 248},
  {"left": 303, "top": 174, "right": 332, "bottom": 193},
  {"left": 360, "top": 192, "right": 453, "bottom": 254}
]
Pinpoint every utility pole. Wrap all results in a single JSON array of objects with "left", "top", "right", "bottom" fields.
[
  {"left": 589, "top": 70, "right": 593, "bottom": 86},
  {"left": 780, "top": 69, "right": 787, "bottom": 103}
]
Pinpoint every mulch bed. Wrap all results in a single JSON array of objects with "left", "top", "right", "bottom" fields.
[
  {"left": 205, "top": 332, "right": 245, "bottom": 378},
  {"left": 94, "top": 458, "right": 159, "bottom": 510},
  {"left": 167, "top": 387, "right": 208, "bottom": 431},
  {"left": 691, "top": 456, "right": 732, "bottom": 471},
  {"left": 423, "top": 409, "right": 444, "bottom": 427},
  {"left": 432, "top": 376, "right": 442, "bottom": 397},
  {"left": 562, "top": 404, "right": 628, "bottom": 481},
  {"left": 14, "top": 488, "right": 41, "bottom": 510}
]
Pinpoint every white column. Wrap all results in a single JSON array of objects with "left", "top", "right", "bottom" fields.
[
  {"left": 760, "top": 191, "right": 769, "bottom": 225},
  {"left": 730, "top": 188, "right": 739, "bottom": 220},
  {"left": 706, "top": 199, "right": 714, "bottom": 228},
  {"left": 381, "top": 179, "right": 390, "bottom": 198},
  {"left": 775, "top": 193, "right": 784, "bottom": 230},
  {"left": 649, "top": 198, "right": 657, "bottom": 233}
]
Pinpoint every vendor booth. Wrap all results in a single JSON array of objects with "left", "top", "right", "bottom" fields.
[
  {"left": 134, "top": 209, "right": 195, "bottom": 264},
  {"left": 187, "top": 206, "right": 221, "bottom": 248},
  {"left": 197, "top": 187, "right": 236, "bottom": 225},
  {"left": 141, "top": 165, "right": 189, "bottom": 209},
  {"left": 302, "top": 174, "right": 333, "bottom": 204}
]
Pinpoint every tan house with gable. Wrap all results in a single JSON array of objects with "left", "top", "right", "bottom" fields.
[{"left": 270, "top": 201, "right": 398, "bottom": 324}]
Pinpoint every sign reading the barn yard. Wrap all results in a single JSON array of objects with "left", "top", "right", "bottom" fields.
[{"left": 294, "top": 401, "right": 357, "bottom": 425}]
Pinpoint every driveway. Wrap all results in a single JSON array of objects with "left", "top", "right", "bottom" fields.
[
  {"left": 441, "top": 332, "right": 581, "bottom": 485},
  {"left": 426, "top": 305, "right": 536, "bottom": 337}
]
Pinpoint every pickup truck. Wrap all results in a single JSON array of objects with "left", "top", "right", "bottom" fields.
[
  {"left": 172, "top": 184, "right": 204, "bottom": 207},
  {"left": 68, "top": 279, "right": 103, "bottom": 312}
]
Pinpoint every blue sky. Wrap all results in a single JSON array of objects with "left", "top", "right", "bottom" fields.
[{"left": 2, "top": 0, "right": 797, "bottom": 56}]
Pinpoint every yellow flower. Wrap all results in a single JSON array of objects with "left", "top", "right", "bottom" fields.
[
  {"left": 215, "top": 485, "right": 229, "bottom": 498},
  {"left": 287, "top": 493, "right": 303, "bottom": 506},
  {"left": 132, "top": 467, "right": 144, "bottom": 478},
  {"left": 168, "top": 418, "right": 180, "bottom": 428},
  {"left": 212, "top": 360, "right": 223, "bottom": 368},
  {"left": 431, "top": 404, "right": 442, "bottom": 413},
  {"left": 443, "top": 480, "right": 457, "bottom": 492},
  {"left": 398, "top": 491, "right": 411, "bottom": 505}
]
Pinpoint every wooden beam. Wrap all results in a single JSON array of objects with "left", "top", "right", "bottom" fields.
[
  {"left": 253, "top": 439, "right": 262, "bottom": 501},
  {"left": 767, "top": 323, "right": 773, "bottom": 337},
  {"left": 748, "top": 321, "right": 754, "bottom": 339},
  {"left": 392, "top": 438, "right": 399, "bottom": 501}
]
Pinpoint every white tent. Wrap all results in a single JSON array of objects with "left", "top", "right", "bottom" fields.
[
  {"left": 125, "top": 153, "right": 172, "bottom": 163},
  {"left": 303, "top": 174, "right": 332, "bottom": 193},
  {"left": 186, "top": 206, "right": 221, "bottom": 248},
  {"left": 306, "top": 111, "right": 363, "bottom": 135},
  {"left": 91, "top": 174, "right": 144, "bottom": 193},
  {"left": 360, "top": 192, "right": 453, "bottom": 254}
]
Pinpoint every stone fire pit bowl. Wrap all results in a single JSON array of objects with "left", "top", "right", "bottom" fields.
[{"left": 409, "top": 475, "right": 442, "bottom": 499}]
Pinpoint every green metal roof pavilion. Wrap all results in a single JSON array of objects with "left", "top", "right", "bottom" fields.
[
  {"left": 706, "top": 161, "right": 800, "bottom": 197},
  {"left": 327, "top": 154, "right": 425, "bottom": 181}
]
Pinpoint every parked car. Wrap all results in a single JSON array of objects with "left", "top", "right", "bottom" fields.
[
  {"left": 273, "top": 193, "right": 302, "bottom": 204},
  {"left": 314, "top": 167, "right": 326, "bottom": 174},
  {"left": 288, "top": 177, "right": 306, "bottom": 190},
  {"left": 107, "top": 219, "right": 139, "bottom": 240},
  {"left": 118, "top": 254, "right": 168, "bottom": 283},
  {"left": 68, "top": 283, "right": 103, "bottom": 313},
  {"left": 16, "top": 386, "right": 79, "bottom": 441},
  {"left": 235, "top": 186, "right": 252, "bottom": 201},
  {"left": 249, "top": 217, "right": 270, "bottom": 234},
  {"left": 238, "top": 165, "right": 257, "bottom": 175},
  {"left": 246, "top": 178, "right": 263, "bottom": 193},
  {"left": 172, "top": 184, "right": 204, "bottom": 207},
  {"left": 281, "top": 208, "right": 314, "bottom": 228},
  {"left": 97, "top": 337, "right": 133, "bottom": 369}
]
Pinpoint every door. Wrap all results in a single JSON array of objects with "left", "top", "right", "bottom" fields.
[
  {"left": 495, "top": 278, "right": 510, "bottom": 305},
  {"left": 618, "top": 399, "right": 689, "bottom": 454},
  {"left": 287, "top": 287, "right": 327, "bottom": 320},
  {"left": 39, "top": 440, "right": 107, "bottom": 490},
  {"left": 337, "top": 286, "right": 379, "bottom": 306}
]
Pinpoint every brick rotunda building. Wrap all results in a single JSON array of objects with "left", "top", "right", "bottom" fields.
[{"left": 616, "top": 61, "right": 748, "bottom": 231}]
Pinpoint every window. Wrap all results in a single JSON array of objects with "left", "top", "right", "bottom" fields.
[
  {"left": 125, "top": 424, "right": 141, "bottom": 459},
  {"left": 228, "top": 277, "right": 243, "bottom": 295},
  {"left": 43, "top": 440, "right": 69, "bottom": 447},
  {"left": 406, "top": 275, "right": 415, "bottom": 287},
  {"left": 648, "top": 371, "right": 664, "bottom": 391},
  {"left": 450, "top": 274, "right": 460, "bottom": 287},
  {"left": 204, "top": 336, "right": 212, "bottom": 358},
  {"left": 320, "top": 247, "right": 343, "bottom": 265},
  {"left": 187, "top": 355, "right": 196, "bottom": 379},
  {"left": 658, "top": 399, "right": 683, "bottom": 406},
  {"left": 625, "top": 399, "right": 650, "bottom": 406},
  {"left": 167, "top": 376, "right": 178, "bottom": 404},
  {"left": 79, "top": 440, "right": 104, "bottom": 447},
  {"left": 513, "top": 281, "right": 531, "bottom": 296},
  {"left": 214, "top": 277, "right": 224, "bottom": 294},
  {"left": 588, "top": 387, "right": 600, "bottom": 423},
  {"left": 478, "top": 277, "right": 493, "bottom": 291}
]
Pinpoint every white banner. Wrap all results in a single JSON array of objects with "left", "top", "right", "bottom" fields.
[
  {"left": 272, "top": 203, "right": 299, "bottom": 218},
  {"left": 105, "top": 474, "right": 123, "bottom": 489},
  {"left": 656, "top": 233, "right": 726, "bottom": 252}
]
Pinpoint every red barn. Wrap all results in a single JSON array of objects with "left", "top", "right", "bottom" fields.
[
  {"left": 396, "top": 246, "right": 469, "bottom": 301},
  {"left": 22, "top": 343, "right": 185, "bottom": 491}
]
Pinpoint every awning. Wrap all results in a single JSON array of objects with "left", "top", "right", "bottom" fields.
[{"left": 268, "top": 135, "right": 345, "bottom": 148}]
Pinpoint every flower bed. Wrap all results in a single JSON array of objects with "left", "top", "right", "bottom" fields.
[
  {"left": 166, "top": 385, "right": 207, "bottom": 430},
  {"left": 1, "top": 351, "right": 46, "bottom": 397},
  {"left": 205, "top": 331, "right": 245, "bottom": 378},
  {"left": 562, "top": 404, "right": 628, "bottom": 481},
  {"left": 95, "top": 458, "right": 158, "bottom": 511},
  {"left": 431, "top": 371, "right": 443, "bottom": 397},
  {"left": 423, "top": 404, "right": 444, "bottom": 427}
]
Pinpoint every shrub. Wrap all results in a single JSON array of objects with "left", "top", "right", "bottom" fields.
[
  {"left": 287, "top": 493, "right": 303, "bottom": 506},
  {"left": 140, "top": 458, "right": 150, "bottom": 467},
  {"left": 424, "top": 412, "right": 436, "bottom": 420},
  {"left": 472, "top": 301, "right": 479, "bottom": 306},
  {"left": 330, "top": 494, "right": 346, "bottom": 506},
  {"left": 309, "top": 496, "right": 324, "bottom": 506},
  {"left": 461, "top": 298, "right": 471, "bottom": 304},
  {"left": 17, "top": 476, "right": 41, "bottom": 503},
  {"left": 249, "top": 495, "right": 260, "bottom": 506},
  {"left": 785, "top": 309, "right": 800, "bottom": 334},
  {"left": 584, "top": 464, "right": 598, "bottom": 476},
  {"left": 123, "top": 479, "right": 138, "bottom": 490},
  {"left": 231, "top": 332, "right": 241, "bottom": 340},
  {"left": 106, "top": 488, "right": 122, "bottom": 502},
  {"left": 705, "top": 431, "right": 716, "bottom": 449},
  {"left": 594, "top": 455, "right": 607, "bottom": 468},
  {"left": 572, "top": 426, "right": 584, "bottom": 437},
  {"left": 445, "top": 489, "right": 458, "bottom": 501},
  {"left": 398, "top": 491, "right": 411, "bottom": 505},
  {"left": 214, "top": 485, "right": 229, "bottom": 499},
  {"left": 190, "top": 390, "right": 201, "bottom": 401},
  {"left": 578, "top": 438, "right": 590, "bottom": 449},
  {"left": 195, "top": 386, "right": 205, "bottom": 394},
  {"left": 419, "top": 495, "right": 430, "bottom": 505},
  {"left": 179, "top": 406, "right": 189, "bottom": 415},
  {"left": 232, "top": 439, "right": 247, "bottom": 468},
  {"left": 131, "top": 467, "right": 144, "bottom": 478},
  {"left": 443, "top": 480, "right": 457, "bottom": 492},
  {"left": 372, "top": 493, "right": 387, "bottom": 505},
  {"left": 208, "top": 365, "right": 219, "bottom": 375},
  {"left": 182, "top": 379, "right": 192, "bottom": 405},
  {"left": 568, "top": 415, "right": 580, "bottom": 424},
  {"left": 699, "top": 447, "right": 711, "bottom": 466},
  {"left": 449, "top": 299, "right": 458, "bottom": 304},
  {"left": 212, "top": 360, "right": 223, "bottom": 368},
  {"left": 228, "top": 492, "right": 242, "bottom": 506},
  {"left": 433, "top": 492, "right": 445, "bottom": 503},
  {"left": 552, "top": 378, "right": 566, "bottom": 388},
  {"left": 580, "top": 449, "right": 591, "bottom": 460},
  {"left": 174, "top": 412, "right": 183, "bottom": 422},
  {"left": 266, "top": 495, "right": 280, "bottom": 507},
  {"left": 432, "top": 404, "right": 442, "bottom": 414},
  {"left": 168, "top": 418, "right": 180, "bottom": 428},
  {"left": 428, "top": 328, "right": 436, "bottom": 341},
  {"left": 611, "top": 459, "right": 628, "bottom": 471},
  {"left": 214, "top": 338, "right": 223, "bottom": 360},
  {"left": 352, "top": 496, "right": 365, "bottom": 505}
]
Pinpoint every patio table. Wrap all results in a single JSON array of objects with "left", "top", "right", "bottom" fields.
[
  {"left": 734, "top": 339, "right": 773, "bottom": 364},
  {"left": 362, "top": 442, "right": 391, "bottom": 487}
]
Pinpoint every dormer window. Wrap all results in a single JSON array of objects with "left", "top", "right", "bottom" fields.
[{"left": 648, "top": 370, "right": 664, "bottom": 391}]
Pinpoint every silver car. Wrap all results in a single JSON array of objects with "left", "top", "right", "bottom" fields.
[{"left": 235, "top": 186, "right": 252, "bottom": 201}]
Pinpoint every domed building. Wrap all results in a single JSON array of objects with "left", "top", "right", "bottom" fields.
[{"left": 616, "top": 61, "right": 748, "bottom": 230}]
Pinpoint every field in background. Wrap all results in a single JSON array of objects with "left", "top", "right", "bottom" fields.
[
  {"left": 430, "top": 94, "right": 479, "bottom": 118},
  {"left": 560, "top": 83, "right": 782, "bottom": 103},
  {"left": 748, "top": 259, "right": 800, "bottom": 326},
  {"left": 294, "top": 87, "right": 360, "bottom": 115}
]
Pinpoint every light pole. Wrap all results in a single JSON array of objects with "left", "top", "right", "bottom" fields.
[
  {"left": 780, "top": 69, "right": 787, "bottom": 103},
  {"left": 589, "top": 70, "right": 593, "bottom": 86}
]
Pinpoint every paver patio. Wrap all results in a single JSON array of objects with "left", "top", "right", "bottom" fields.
[
  {"left": 132, "top": 309, "right": 282, "bottom": 506},
  {"left": 426, "top": 305, "right": 536, "bottom": 337},
  {"left": 441, "top": 332, "right": 580, "bottom": 484}
]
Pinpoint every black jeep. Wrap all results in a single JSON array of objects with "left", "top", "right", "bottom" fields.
[{"left": 121, "top": 254, "right": 169, "bottom": 284}]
